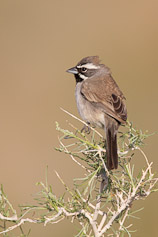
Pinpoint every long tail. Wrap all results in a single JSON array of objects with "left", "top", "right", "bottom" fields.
[{"left": 105, "top": 121, "right": 119, "bottom": 170}]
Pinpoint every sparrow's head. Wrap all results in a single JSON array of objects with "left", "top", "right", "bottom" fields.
[{"left": 67, "top": 56, "right": 110, "bottom": 82}]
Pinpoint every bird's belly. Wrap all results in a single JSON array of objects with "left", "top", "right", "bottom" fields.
[{"left": 75, "top": 84, "right": 105, "bottom": 128}]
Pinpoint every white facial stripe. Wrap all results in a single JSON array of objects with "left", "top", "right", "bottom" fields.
[
  {"left": 78, "top": 73, "right": 88, "bottom": 80},
  {"left": 77, "top": 63, "right": 100, "bottom": 70}
]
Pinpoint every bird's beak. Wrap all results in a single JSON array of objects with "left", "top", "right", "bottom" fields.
[{"left": 66, "top": 67, "right": 78, "bottom": 74}]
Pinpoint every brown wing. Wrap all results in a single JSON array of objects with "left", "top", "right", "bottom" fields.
[{"left": 81, "top": 75, "right": 127, "bottom": 123}]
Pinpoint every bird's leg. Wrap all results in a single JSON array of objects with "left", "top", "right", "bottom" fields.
[
  {"left": 81, "top": 122, "right": 91, "bottom": 134},
  {"left": 64, "top": 122, "right": 91, "bottom": 139}
]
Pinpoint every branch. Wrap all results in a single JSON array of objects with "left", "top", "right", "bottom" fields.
[
  {"left": 0, "top": 216, "right": 38, "bottom": 235},
  {"left": 99, "top": 162, "right": 155, "bottom": 236}
]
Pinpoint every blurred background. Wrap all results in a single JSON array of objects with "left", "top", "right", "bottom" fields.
[{"left": 0, "top": 0, "right": 157, "bottom": 236}]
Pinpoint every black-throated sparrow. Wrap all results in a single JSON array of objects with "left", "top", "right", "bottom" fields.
[{"left": 67, "top": 56, "right": 127, "bottom": 170}]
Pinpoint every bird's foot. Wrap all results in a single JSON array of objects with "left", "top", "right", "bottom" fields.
[{"left": 81, "top": 123, "right": 91, "bottom": 134}]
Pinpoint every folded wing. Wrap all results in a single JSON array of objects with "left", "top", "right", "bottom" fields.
[{"left": 81, "top": 75, "right": 127, "bottom": 123}]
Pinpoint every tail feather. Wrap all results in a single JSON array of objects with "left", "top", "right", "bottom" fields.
[{"left": 105, "top": 123, "right": 118, "bottom": 170}]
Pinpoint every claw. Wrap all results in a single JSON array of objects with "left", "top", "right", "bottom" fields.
[{"left": 81, "top": 123, "right": 91, "bottom": 134}]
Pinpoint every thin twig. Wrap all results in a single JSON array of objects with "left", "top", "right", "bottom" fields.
[
  {"left": 60, "top": 108, "right": 103, "bottom": 138},
  {"left": 58, "top": 137, "right": 90, "bottom": 172},
  {"left": 136, "top": 146, "right": 152, "bottom": 176}
]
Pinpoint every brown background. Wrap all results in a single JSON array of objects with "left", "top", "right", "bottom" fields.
[{"left": 0, "top": 0, "right": 158, "bottom": 236}]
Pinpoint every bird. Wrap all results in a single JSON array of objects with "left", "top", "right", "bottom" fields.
[{"left": 66, "top": 56, "right": 127, "bottom": 170}]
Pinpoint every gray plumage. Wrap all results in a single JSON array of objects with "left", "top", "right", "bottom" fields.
[{"left": 67, "top": 56, "right": 127, "bottom": 170}]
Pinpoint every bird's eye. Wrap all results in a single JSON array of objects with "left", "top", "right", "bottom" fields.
[{"left": 81, "top": 67, "right": 87, "bottom": 72}]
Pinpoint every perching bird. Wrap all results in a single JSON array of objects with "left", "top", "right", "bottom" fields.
[{"left": 67, "top": 56, "right": 127, "bottom": 170}]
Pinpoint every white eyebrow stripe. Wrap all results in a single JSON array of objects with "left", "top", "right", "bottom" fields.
[
  {"left": 77, "top": 63, "right": 100, "bottom": 69},
  {"left": 78, "top": 73, "right": 88, "bottom": 80}
]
